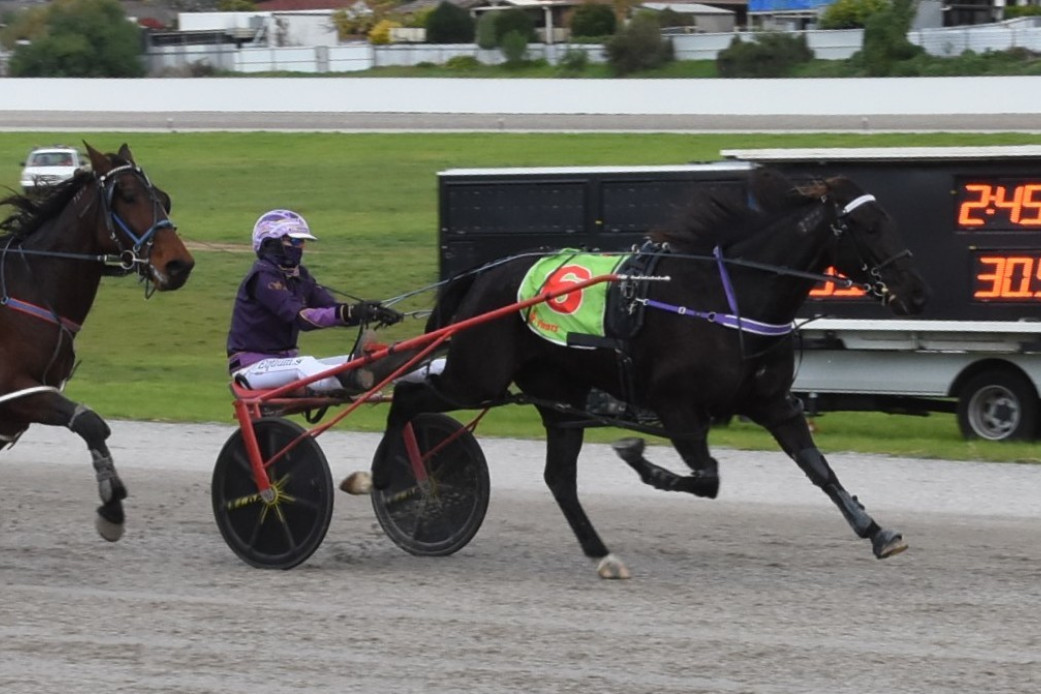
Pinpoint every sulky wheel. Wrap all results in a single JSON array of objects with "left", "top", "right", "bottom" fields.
[
  {"left": 371, "top": 413, "right": 489, "bottom": 557},
  {"left": 212, "top": 417, "right": 334, "bottom": 569}
]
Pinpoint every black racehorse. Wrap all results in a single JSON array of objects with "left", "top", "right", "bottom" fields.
[
  {"left": 0, "top": 143, "right": 194, "bottom": 541},
  {"left": 382, "top": 167, "right": 929, "bottom": 578}
]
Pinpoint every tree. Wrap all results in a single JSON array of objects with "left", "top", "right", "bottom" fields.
[
  {"left": 818, "top": 0, "right": 889, "bottom": 29},
  {"left": 604, "top": 12, "right": 672, "bottom": 76},
  {"left": 476, "top": 11, "right": 498, "bottom": 49},
  {"left": 717, "top": 32, "right": 814, "bottom": 78},
  {"left": 569, "top": 3, "right": 616, "bottom": 38},
  {"left": 425, "top": 1, "right": 475, "bottom": 44},
  {"left": 858, "top": 0, "right": 922, "bottom": 76},
  {"left": 8, "top": 0, "right": 144, "bottom": 77},
  {"left": 493, "top": 8, "right": 536, "bottom": 44}
]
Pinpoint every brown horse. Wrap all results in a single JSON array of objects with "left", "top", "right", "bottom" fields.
[{"left": 0, "top": 143, "right": 194, "bottom": 541}]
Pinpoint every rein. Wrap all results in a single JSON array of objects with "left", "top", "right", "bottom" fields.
[{"left": 628, "top": 191, "right": 911, "bottom": 367}]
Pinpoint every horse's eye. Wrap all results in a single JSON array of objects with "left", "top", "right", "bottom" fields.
[{"left": 116, "top": 185, "right": 138, "bottom": 204}]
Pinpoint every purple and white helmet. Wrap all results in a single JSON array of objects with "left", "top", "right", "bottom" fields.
[{"left": 251, "top": 209, "right": 318, "bottom": 252}]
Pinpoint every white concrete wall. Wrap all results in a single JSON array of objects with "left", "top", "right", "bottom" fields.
[{"left": 1, "top": 77, "right": 1040, "bottom": 117}]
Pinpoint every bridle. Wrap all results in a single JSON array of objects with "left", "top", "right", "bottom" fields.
[
  {"left": 1, "top": 163, "right": 175, "bottom": 282},
  {"left": 94, "top": 163, "right": 177, "bottom": 294},
  {"left": 828, "top": 193, "right": 913, "bottom": 303},
  {"left": 0, "top": 160, "right": 177, "bottom": 338}
]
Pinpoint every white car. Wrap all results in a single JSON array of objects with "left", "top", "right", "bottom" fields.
[{"left": 20, "top": 146, "right": 89, "bottom": 193}]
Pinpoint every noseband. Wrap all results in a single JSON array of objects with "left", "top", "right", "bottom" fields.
[
  {"left": 95, "top": 164, "right": 176, "bottom": 286},
  {"left": 829, "top": 193, "right": 912, "bottom": 302}
]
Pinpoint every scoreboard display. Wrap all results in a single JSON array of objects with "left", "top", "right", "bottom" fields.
[
  {"left": 727, "top": 147, "right": 1041, "bottom": 322},
  {"left": 439, "top": 147, "right": 1041, "bottom": 323}
]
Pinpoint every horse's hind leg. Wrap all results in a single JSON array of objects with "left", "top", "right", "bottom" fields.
[
  {"left": 542, "top": 420, "right": 629, "bottom": 579},
  {"left": 752, "top": 396, "right": 907, "bottom": 559},
  {"left": 8, "top": 392, "right": 126, "bottom": 541},
  {"left": 611, "top": 411, "right": 719, "bottom": 498}
]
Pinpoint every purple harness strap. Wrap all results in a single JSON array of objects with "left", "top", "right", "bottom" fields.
[
  {"left": 1, "top": 297, "right": 82, "bottom": 333},
  {"left": 640, "top": 246, "right": 793, "bottom": 337}
]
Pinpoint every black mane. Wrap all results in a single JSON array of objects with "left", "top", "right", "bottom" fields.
[
  {"left": 0, "top": 169, "right": 94, "bottom": 241},
  {"left": 650, "top": 167, "right": 822, "bottom": 254}
]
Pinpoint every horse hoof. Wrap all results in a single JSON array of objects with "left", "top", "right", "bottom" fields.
[
  {"left": 95, "top": 513, "right": 125, "bottom": 542},
  {"left": 872, "top": 529, "right": 908, "bottom": 559},
  {"left": 596, "top": 553, "right": 631, "bottom": 579},
  {"left": 673, "top": 474, "right": 720, "bottom": 499},
  {"left": 340, "top": 471, "right": 373, "bottom": 495},
  {"left": 611, "top": 437, "right": 645, "bottom": 464}
]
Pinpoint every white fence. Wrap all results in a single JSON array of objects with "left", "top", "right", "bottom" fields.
[
  {"left": 139, "top": 17, "right": 1041, "bottom": 75},
  {"left": 909, "top": 17, "right": 1041, "bottom": 56},
  {"left": 670, "top": 28, "right": 864, "bottom": 61}
]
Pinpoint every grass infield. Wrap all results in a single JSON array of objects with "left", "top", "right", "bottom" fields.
[{"left": 3, "top": 131, "right": 1040, "bottom": 462}]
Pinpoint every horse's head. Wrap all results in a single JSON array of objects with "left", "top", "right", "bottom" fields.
[
  {"left": 86, "top": 143, "right": 194, "bottom": 292},
  {"left": 822, "top": 176, "right": 930, "bottom": 316}
]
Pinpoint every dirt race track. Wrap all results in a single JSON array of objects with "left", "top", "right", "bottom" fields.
[{"left": 1, "top": 420, "right": 1039, "bottom": 694}]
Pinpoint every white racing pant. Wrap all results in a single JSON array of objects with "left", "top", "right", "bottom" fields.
[{"left": 234, "top": 355, "right": 445, "bottom": 392}]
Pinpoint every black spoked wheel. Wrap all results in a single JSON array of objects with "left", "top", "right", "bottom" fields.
[
  {"left": 212, "top": 417, "right": 334, "bottom": 569},
  {"left": 371, "top": 413, "right": 489, "bottom": 557}
]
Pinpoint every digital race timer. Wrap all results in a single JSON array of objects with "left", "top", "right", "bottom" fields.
[
  {"left": 971, "top": 251, "right": 1041, "bottom": 302},
  {"left": 955, "top": 179, "right": 1041, "bottom": 230}
]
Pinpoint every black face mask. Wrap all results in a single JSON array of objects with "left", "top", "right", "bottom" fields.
[{"left": 259, "top": 239, "right": 303, "bottom": 268}]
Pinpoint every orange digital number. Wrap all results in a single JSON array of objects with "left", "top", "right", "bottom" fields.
[
  {"left": 974, "top": 256, "right": 1003, "bottom": 298},
  {"left": 1001, "top": 256, "right": 1035, "bottom": 298},
  {"left": 1020, "top": 185, "right": 1041, "bottom": 225},
  {"left": 958, "top": 184, "right": 991, "bottom": 227},
  {"left": 991, "top": 185, "right": 1025, "bottom": 223},
  {"left": 974, "top": 255, "right": 1041, "bottom": 300},
  {"left": 958, "top": 182, "right": 1041, "bottom": 229}
]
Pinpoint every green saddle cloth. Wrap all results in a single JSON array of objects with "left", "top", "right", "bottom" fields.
[{"left": 518, "top": 250, "right": 627, "bottom": 347}]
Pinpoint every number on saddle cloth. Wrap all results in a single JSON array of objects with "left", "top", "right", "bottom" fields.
[{"left": 518, "top": 245, "right": 665, "bottom": 349}]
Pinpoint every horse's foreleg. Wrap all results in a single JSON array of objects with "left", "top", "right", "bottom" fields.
[
  {"left": 8, "top": 390, "right": 126, "bottom": 541},
  {"left": 67, "top": 404, "right": 126, "bottom": 541},
  {"left": 543, "top": 424, "right": 628, "bottom": 579},
  {"left": 757, "top": 398, "right": 907, "bottom": 559}
]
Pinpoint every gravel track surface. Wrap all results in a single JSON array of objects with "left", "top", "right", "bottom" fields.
[{"left": 2, "top": 421, "right": 1039, "bottom": 693}]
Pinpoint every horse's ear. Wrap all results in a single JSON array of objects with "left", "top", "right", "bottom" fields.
[
  {"left": 117, "top": 144, "right": 135, "bottom": 165},
  {"left": 84, "top": 142, "right": 112, "bottom": 175}
]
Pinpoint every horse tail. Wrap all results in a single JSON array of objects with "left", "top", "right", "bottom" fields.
[{"left": 426, "top": 272, "right": 478, "bottom": 332}]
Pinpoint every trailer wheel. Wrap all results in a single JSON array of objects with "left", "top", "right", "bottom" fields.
[{"left": 957, "top": 371, "right": 1039, "bottom": 441}]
